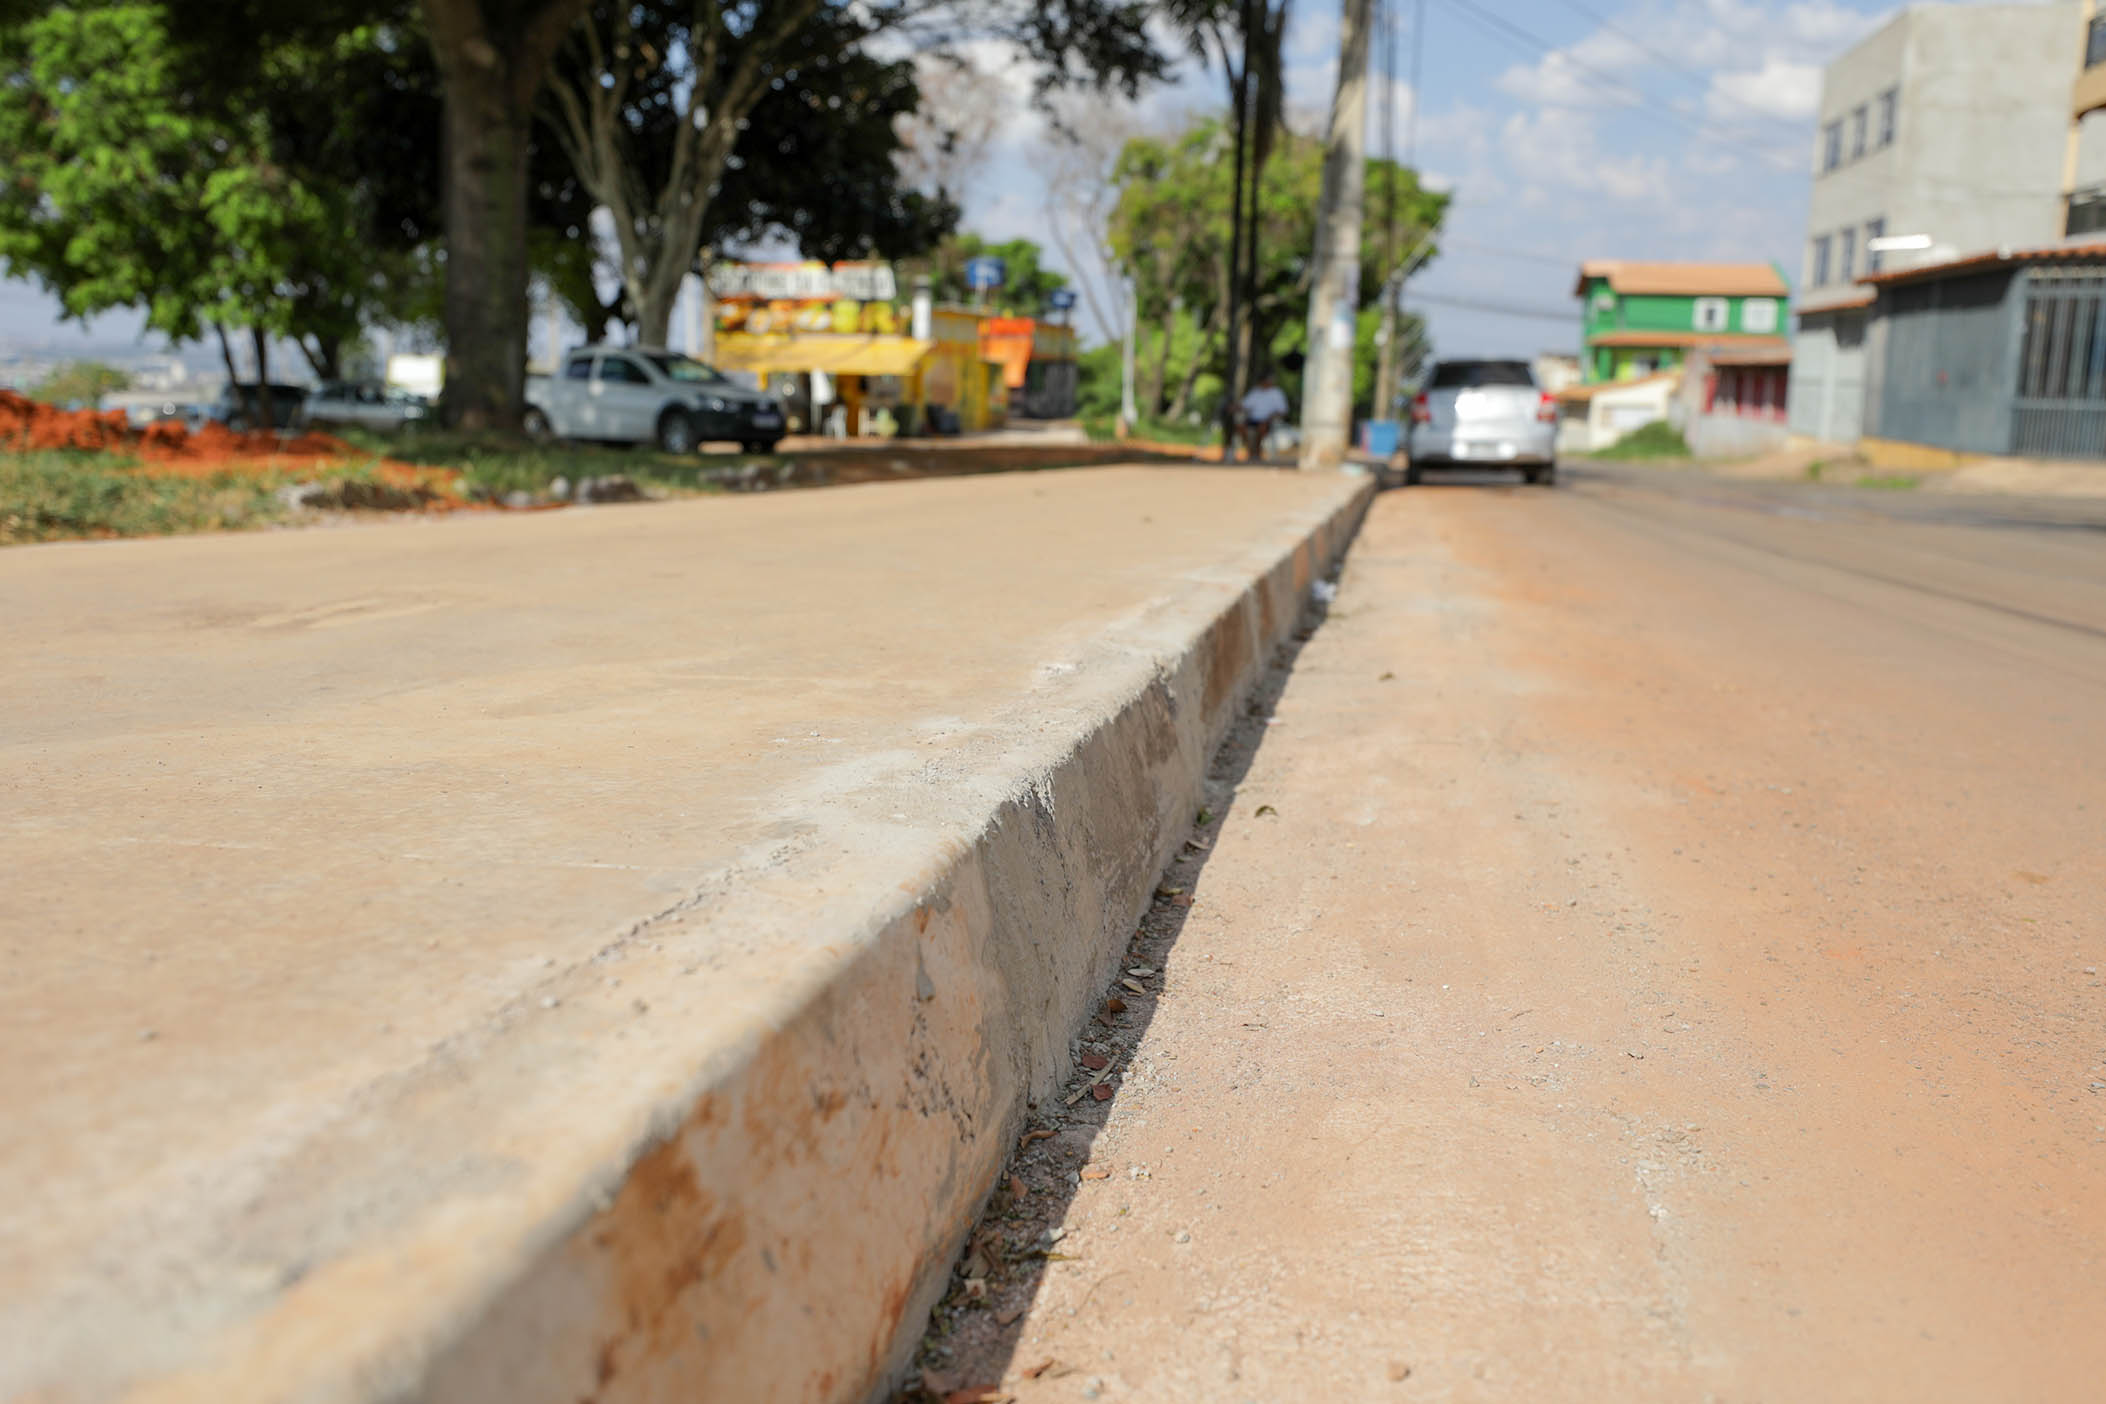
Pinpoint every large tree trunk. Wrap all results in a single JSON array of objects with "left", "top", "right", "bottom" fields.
[
  {"left": 436, "top": 62, "right": 532, "bottom": 431},
  {"left": 423, "top": 0, "right": 591, "bottom": 433},
  {"left": 1144, "top": 300, "right": 1176, "bottom": 416},
  {"left": 251, "top": 327, "right": 274, "bottom": 429}
]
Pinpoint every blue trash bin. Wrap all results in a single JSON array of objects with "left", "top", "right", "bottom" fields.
[{"left": 1360, "top": 419, "right": 1400, "bottom": 457}]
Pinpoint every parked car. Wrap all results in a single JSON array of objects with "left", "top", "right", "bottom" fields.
[
  {"left": 1404, "top": 359, "right": 1558, "bottom": 485},
  {"left": 525, "top": 346, "right": 785, "bottom": 454},
  {"left": 214, "top": 383, "right": 311, "bottom": 433},
  {"left": 304, "top": 381, "right": 430, "bottom": 432}
]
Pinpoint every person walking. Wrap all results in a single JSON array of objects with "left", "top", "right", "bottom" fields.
[{"left": 1239, "top": 372, "right": 1290, "bottom": 461}]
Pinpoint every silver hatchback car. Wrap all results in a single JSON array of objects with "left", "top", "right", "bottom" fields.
[{"left": 1405, "top": 359, "right": 1558, "bottom": 485}]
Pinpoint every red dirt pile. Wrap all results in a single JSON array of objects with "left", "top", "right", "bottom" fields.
[
  {"left": 3, "top": 387, "right": 353, "bottom": 463},
  {"left": 2, "top": 387, "right": 470, "bottom": 508}
]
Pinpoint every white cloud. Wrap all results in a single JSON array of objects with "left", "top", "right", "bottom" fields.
[{"left": 1708, "top": 58, "right": 1823, "bottom": 121}]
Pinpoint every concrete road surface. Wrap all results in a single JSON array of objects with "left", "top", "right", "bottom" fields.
[
  {"left": 936, "top": 465, "right": 2106, "bottom": 1401},
  {"left": 0, "top": 466, "right": 1359, "bottom": 1400}
]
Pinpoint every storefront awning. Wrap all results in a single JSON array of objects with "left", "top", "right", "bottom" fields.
[{"left": 712, "top": 333, "right": 934, "bottom": 377}]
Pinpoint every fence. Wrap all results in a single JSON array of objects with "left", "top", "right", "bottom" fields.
[{"left": 2012, "top": 266, "right": 2106, "bottom": 460}]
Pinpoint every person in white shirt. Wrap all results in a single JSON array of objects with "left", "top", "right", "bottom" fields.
[{"left": 1239, "top": 374, "right": 1290, "bottom": 460}]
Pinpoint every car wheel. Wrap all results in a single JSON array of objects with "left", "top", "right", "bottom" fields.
[
  {"left": 740, "top": 438, "right": 779, "bottom": 455},
  {"left": 1402, "top": 461, "right": 1423, "bottom": 486},
  {"left": 656, "top": 409, "right": 699, "bottom": 455},
  {"left": 522, "top": 407, "right": 553, "bottom": 443},
  {"left": 1528, "top": 461, "right": 1557, "bottom": 487}
]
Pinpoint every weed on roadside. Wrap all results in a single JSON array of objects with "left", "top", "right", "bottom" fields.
[{"left": 1, "top": 451, "right": 293, "bottom": 543}]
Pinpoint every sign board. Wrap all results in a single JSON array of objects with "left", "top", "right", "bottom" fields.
[
  {"left": 1046, "top": 288, "right": 1078, "bottom": 312},
  {"left": 964, "top": 256, "right": 1006, "bottom": 292},
  {"left": 708, "top": 260, "right": 897, "bottom": 303}
]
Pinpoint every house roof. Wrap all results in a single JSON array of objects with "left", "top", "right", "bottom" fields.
[
  {"left": 1554, "top": 370, "right": 1681, "bottom": 403},
  {"left": 1585, "top": 330, "right": 1792, "bottom": 353},
  {"left": 1796, "top": 287, "right": 1876, "bottom": 314},
  {"left": 1574, "top": 260, "right": 1789, "bottom": 298},
  {"left": 1702, "top": 346, "right": 1793, "bottom": 367},
  {"left": 1858, "top": 239, "right": 2106, "bottom": 288}
]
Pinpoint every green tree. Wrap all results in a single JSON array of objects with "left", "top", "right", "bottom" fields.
[
  {"left": 531, "top": 0, "right": 956, "bottom": 341},
  {"left": 30, "top": 360, "right": 132, "bottom": 406},
  {"left": 1105, "top": 113, "right": 1445, "bottom": 421},
  {"left": 0, "top": 2, "right": 442, "bottom": 392},
  {"left": 437, "top": 0, "right": 1167, "bottom": 427}
]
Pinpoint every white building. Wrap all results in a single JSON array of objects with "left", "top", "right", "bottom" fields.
[{"left": 1792, "top": 2, "right": 2084, "bottom": 445}]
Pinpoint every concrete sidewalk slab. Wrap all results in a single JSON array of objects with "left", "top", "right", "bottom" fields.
[{"left": 0, "top": 466, "right": 1368, "bottom": 1403}]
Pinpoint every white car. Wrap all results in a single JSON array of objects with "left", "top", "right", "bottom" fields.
[
  {"left": 1405, "top": 359, "right": 1559, "bottom": 486},
  {"left": 525, "top": 346, "right": 785, "bottom": 454},
  {"left": 304, "top": 381, "right": 431, "bottom": 432}
]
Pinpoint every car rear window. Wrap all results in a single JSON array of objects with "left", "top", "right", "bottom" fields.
[{"left": 1428, "top": 361, "right": 1535, "bottom": 389}]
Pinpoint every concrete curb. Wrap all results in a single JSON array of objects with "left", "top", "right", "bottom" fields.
[{"left": 115, "top": 471, "right": 1372, "bottom": 1404}]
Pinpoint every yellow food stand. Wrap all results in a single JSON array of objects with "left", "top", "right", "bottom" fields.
[{"left": 708, "top": 260, "right": 1007, "bottom": 435}]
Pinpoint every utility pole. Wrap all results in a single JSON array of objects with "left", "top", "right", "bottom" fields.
[
  {"left": 1371, "top": 0, "right": 1399, "bottom": 425},
  {"left": 1298, "top": 0, "right": 1374, "bottom": 470},
  {"left": 1119, "top": 277, "right": 1139, "bottom": 434},
  {"left": 1218, "top": 3, "right": 1256, "bottom": 462}
]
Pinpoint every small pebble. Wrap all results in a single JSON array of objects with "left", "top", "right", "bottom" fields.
[
  {"left": 1174, "top": 1229, "right": 1191, "bottom": 1243},
  {"left": 139, "top": 1029, "right": 157, "bottom": 1042},
  {"left": 541, "top": 996, "right": 560, "bottom": 1010}
]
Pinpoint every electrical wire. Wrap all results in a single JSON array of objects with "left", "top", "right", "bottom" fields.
[
  {"left": 1402, "top": 289, "right": 1581, "bottom": 322},
  {"left": 1434, "top": 0, "right": 1801, "bottom": 170},
  {"left": 1552, "top": 0, "right": 1805, "bottom": 128}
]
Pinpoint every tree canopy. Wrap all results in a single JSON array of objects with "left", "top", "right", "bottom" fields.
[
  {"left": 1102, "top": 113, "right": 1446, "bottom": 421},
  {"left": 0, "top": 1, "right": 441, "bottom": 380}
]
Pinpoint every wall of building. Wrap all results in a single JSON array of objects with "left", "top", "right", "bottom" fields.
[
  {"left": 1803, "top": 4, "right": 2077, "bottom": 300},
  {"left": 1788, "top": 308, "right": 1868, "bottom": 443}
]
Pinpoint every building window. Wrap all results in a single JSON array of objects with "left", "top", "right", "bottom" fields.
[
  {"left": 1811, "top": 235, "right": 1832, "bottom": 287},
  {"left": 1693, "top": 297, "right": 1729, "bottom": 332},
  {"left": 1742, "top": 298, "right": 1778, "bottom": 333},
  {"left": 1878, "top": 88, "right": 1897, "bottom": 145},
  {"left": 1850, "top": 105, "right": 1867, "bottom": 159},
  {"left": 1864, "top": 217, "right": 1886, "bottom": 273},
  {"left": 1821, "top": 121, "right": 1842, "bottom": 172},
  {"left": 1839, "top": 227, "right": 1857, "bottom": 282}
]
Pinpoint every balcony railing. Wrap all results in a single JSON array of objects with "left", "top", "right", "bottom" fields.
[{"left": 2070, "top": 183, "right": 2106, "bottom": 238}]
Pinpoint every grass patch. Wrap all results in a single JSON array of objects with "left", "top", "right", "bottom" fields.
[
  {"left": 0, "top": 450, "right": 302, "bottom": 544},
  {"left": 1080, "top": 414, "right": 1219, "bottom": 447},
  {"left": 341, "top": 427, "right": 740, "bottom": 499},
  {"left": 1587, "top": 420, "right": 1690, "bottom": 460},
  {"left": 1856, "top": 472, "right": 1920, "bottom": 491}
]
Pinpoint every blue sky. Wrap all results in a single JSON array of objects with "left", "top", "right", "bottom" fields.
[
  {"left": 0, "top": 1, "right": 2050, "bottom": 367},
  {"left": 959, "top": 0, "right": 1940, "bottom": 360}
]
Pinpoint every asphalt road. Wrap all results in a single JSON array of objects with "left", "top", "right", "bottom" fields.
[{"left": 929, "top": 463, "right": 2106, "bottom": 1401}]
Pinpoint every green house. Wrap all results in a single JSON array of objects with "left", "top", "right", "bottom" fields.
[{"left": 1575, "top": 261, "right": 1791, "bottom": 384}]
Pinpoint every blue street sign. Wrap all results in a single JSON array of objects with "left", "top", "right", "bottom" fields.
[
  {"left": 965, "top": 256, "right": 1006, "bottom": 292},
  {"left": 1046, "top": 288, "right": 1078, "bottom": 311}
]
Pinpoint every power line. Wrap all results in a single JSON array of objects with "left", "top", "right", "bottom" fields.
[
  {"left": 1402, "top": 289, "right": 1580, "bottom": 322},
  {"left": 1442, "top": 237, "right": 1579, "bottom": 268},
  {"left": 1552, "top": 0, "right": 1805, "bottom": 128},
  {"left": 1433, "top": 0, "right": 1800, "bottom": 171}
]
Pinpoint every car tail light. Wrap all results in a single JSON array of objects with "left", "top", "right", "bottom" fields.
[
  {"left": 1536, "top": 391, "right": 1558, "bottom": 423},
  {"left": 1410, "top": 392, "right": 1432, "bottom": 425}
]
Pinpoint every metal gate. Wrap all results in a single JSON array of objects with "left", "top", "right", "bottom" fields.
[{"left": 2012, "top": 266, "right": 2106, "bottom": 459}]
